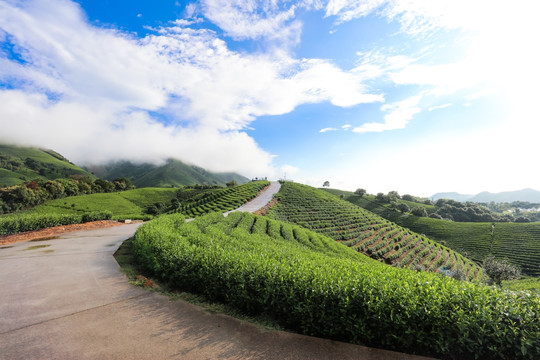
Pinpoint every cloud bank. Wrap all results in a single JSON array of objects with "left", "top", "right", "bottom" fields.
[{"left": 0, "top": 0, "right": 382, "bottom": 176}]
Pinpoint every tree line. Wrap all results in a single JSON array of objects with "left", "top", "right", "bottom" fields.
[{"left": 0, "top": 175, "right": 134, "bottom": 214}]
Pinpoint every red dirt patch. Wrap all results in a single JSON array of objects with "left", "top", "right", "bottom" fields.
[
  {"left": 253, "top": 197, "right": 279, "bottom": 216},
  {"left": 0, "top": 220, "right": 129, "bottom": 246}
]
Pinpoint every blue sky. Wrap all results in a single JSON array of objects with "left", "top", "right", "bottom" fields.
[{"left": 1, "top": 0, "right": 538, "bottom": 197}]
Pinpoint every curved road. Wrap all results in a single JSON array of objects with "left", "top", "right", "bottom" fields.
[{"left": 0, "top": 183, "right": 434, "bottom": 360}]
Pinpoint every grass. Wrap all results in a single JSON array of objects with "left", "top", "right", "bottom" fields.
[
  {"left": 8, "top": 188, "right": 178, "bottom": 220},
  {"left": 113, "top": 237, "right": 286, "bottom": 332},
  {"left": 502, "top": 277, "right": 540, "bottom": 294}
]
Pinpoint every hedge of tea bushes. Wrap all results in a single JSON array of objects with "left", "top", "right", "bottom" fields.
[
  {"left": 0, "top": 211, "right": 112, "bottom": 235},
  {"left": 132, "top": 212, "right": 540, "bottom": 359}
]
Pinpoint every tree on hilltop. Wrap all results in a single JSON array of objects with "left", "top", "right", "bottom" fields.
[
  {"left": 323, "top": 181, "right": 330, "bottom": 188},
  {"left": 355, "top": 188, "right": 366, "bottom": 197}
]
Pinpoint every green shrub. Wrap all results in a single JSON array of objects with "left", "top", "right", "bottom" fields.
[{"left": 0, "top": 211, "right": 114, "bottom": 235}]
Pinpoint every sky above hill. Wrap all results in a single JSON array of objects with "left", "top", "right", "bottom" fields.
[{"left": 1, "top": 0, "right": 538, "bottom": 197}]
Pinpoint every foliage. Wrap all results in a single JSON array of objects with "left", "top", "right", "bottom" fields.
[
  {"left": 5, "top": 188, "right": 178, "bottom": 222},
  {"left": 396, "top": 203, "right": 410, "bottom": 213},
  {"left": 484, "top": 256, "right": 522, "bottom": 286},
  {"left": 0, "top": 144, "right": 94, "bottom": 187},
  {"left": 347, "top": 194, "right": 540, "bottom": 277},
  {"left": 354, "top": 188, "right": 366, "bottom": 197},
  {"left": 267, "top": 182, "right": 482, "bottom": 280},
  {"left": 502, "top": 277, "right": 540, "bottom": 294},
  {"left": 0, "top": 176, "right": 135, "bottom": 214},
  {"left": 176, "top": 181, "right": 269, "bottom": 218},
  {"left": 434, "top": 199, "right": 512, "bottom": 222},
  {"left": 132, "top": 212, "right": 540, "bottom": 360},
  {"left": 0, "top": 211, "right": 112, "bottom": 235},
  {"left": 411, "top": 206, "right": 428, "bottom": 217},
  {"left": 323, "top": 180, "right": 330, "bottom": 188}
]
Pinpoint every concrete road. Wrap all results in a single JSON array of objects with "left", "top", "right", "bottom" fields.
[
  {"left": 0, "top": 221, "right": 435, "bottom": 360},
  {"left": 224, "top": 181, "right": 281, "bottom": 216}
]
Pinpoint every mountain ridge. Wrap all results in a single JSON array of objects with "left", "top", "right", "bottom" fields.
[
  {"left": 432, "top": 188, "right": 540, "bottom": 203},
  {"left": 85, "top": 159, "right": 249, "bottom": 188}
]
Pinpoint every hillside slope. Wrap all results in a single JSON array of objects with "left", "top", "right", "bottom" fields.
[
  {"left": 267, "top": 182, "right": 483, "bottom": 280},
  {"left": 346, "top": 195, "right": 540, "bottom": 277},
  {"left": 0, "top": 144, "right": 94, "bottom": 187},
  {"left": 87, "top": 159, "right": 249, "bottom": 188}
]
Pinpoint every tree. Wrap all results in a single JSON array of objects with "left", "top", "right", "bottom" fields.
[
  {"left": 483, "top": 256, "right": 521, "bottom": 286},
  {"left": 354, "top": 188, "right": 366, "bottom": 197},
  {"left": 323, "top": 181, "right": 330, "bottom": 188},
  {"left": 411, "top": 206, "right": 428, "bottom": 217},
  {"left": 402, "top": 194, "right": 415, "bottom": 201},
  {"left": 396, "top": 203, "right": 410, "bottom": 213},
  {"left": 387, "top": 191, "right": 400, "bottom": 200},
  {"left": 226, "top": 180, "right": 238, "bottom": 188},
  {"left": 113, "top": 177, "right": 134, "bottom": 191},
  {"left": 376, "top": 192, "right": 389, "bottom": 203}
]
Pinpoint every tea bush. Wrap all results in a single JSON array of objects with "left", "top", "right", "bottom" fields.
[{"left": 133, "top": 212, "right": 540, "bottom": 359}]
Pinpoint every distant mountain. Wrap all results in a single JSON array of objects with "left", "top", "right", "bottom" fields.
[
  {"left": 469, "top": 188, "right": 540, "bottom": 203},
  {"left": 432, "top": 188, "right": 540, "bottom": 203},
  {"left": 0, "top": 144, "right": 94, "bottom": 187},
  {"left": 86, "top": 159, "right": 249, "bottom": 188},
  {"left": 431, "top": 192, "right": 473, "bottom": 202}
]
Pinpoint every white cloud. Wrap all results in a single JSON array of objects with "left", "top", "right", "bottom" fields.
[
  {"left": 320, "top": 127, "right": 338, "bottom": 133},
  {"left": 428, "top": 103, "right": 451, "bottom": 111},
  {"left": 200, "top": 0, "right": 302, "bottom": 45},
  {"left": 325, "top": 0, "right": 387, "bottom": 23},
  {"left": 0, "top": 0, "right": 383, "bottom": 176},
  {"left": 342, "top": 124, "right": 351, "bottom": 130},
  {"left": 353, "top": 96, "right": 421, "bottom": 133},
  {"left": 281, "top": 164, "right": 299, "bottom": 175}
]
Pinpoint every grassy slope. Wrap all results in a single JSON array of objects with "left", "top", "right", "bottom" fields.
[
  {"left": 0, "top": 144, "right": 94, "bottom": 186},
  {"left": 268, "top": 182, "right": 483, "bottom": 280},
  {"left": 11, "top": 188, "right": 177, "bottom": 219},
  {"left": 347, "top": 194, "right": 540, "bottom": 277}
]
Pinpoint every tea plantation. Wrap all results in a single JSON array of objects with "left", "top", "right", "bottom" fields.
[
  {"left": 133, "top": 212, "right": 540, "bottom": 359},
  {"left": 267, "top": 182, "right": 483, "bottom": 280},
  {"left": 347, "top": 195, "right": 540, "bottom": 277}
]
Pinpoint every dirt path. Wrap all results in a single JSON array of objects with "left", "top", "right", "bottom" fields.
[{"left": 0, "top": 225, "right": 435, "bottom": 360}]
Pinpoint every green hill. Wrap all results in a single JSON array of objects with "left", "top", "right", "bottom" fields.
[
  {"left": 267, "top": 182, "right": 483, "bottom": 280},
  {"left": 5, "top": 180, "right": 269, "bottom": 224},
  {"left": 0, "top": 144, "right": 94, "bottom": 187},
  {"left": 86, "top": 159, "right": 249, "bottom": 188},
  {"left": 345, "top": 194, "right": 540, "bottom": 277},
  {"left": 4, "top": 187, "right": 178, "bottom": 221}
]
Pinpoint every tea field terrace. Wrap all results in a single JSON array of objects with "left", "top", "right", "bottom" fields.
[{"left": 267, "top": 182, "right": 483, "bottom": 280}]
